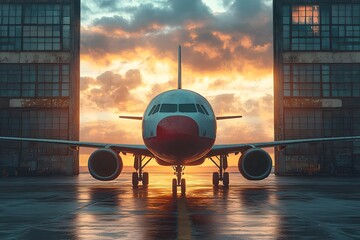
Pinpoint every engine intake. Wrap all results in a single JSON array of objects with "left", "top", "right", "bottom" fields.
[
  {"left": 88, "top": 148, "right": 123, "bottom": 181},
  {"left": 238, "top": 148, "right": 272, "bottom": 180}
]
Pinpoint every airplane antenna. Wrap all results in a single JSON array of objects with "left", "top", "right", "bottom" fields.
[{"left": 178, "top": 45, "right": 182, "bottom": 89}]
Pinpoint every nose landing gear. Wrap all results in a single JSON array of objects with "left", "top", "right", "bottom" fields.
[{"left": 172, "top": 165, "right": 186, "bottom": 195}]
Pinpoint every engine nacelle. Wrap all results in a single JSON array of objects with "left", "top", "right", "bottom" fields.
[
  {"left": 238, "top": 148, "right": 272, "bottom": 180},
  {"left": 88, "top": 148, "right": 123, "bottom": 181}
]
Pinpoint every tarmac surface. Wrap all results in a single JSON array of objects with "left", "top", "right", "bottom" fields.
[{"left": 0, "top": 169, "right": 360, "bottom": 240}]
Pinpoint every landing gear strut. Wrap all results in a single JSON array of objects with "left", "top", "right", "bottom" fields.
[
  {"left": 132, "top": 155, "right": 152, "bottom": 187},
  {"left": 172, "top": 165, "right": 186, "bottom": 195},
  {"left": 210, "top": 154, "right": 229, "bottom": 187}
]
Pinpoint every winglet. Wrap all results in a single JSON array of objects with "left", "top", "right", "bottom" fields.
[{"left": 178, "top": 45, "right": 182, "bottom": 89}]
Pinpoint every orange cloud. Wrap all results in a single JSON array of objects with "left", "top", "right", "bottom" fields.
[{"left": 81, "top": 70, "right": 145, "bottom": 113}]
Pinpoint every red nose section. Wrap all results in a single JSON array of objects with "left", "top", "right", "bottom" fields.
[
  {"left": 144, "top": 116, "right": 214, "bottom": 163},
  {"left": 157, "top": 115, "right": 199, "bottom": 137}
]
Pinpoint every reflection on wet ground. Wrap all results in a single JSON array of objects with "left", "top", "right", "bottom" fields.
[{"left": 1, "top": 170, "right": 360, "bottom": 239}]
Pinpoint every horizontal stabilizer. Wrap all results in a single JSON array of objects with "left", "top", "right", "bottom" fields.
[
  {"left": 119, "top": 116, "right": 143, "bottom": 120},
  {"left": 216, "top": 116, "right": 242, "bottom": 120}
]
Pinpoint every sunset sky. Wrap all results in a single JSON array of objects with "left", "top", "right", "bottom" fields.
[{"left": 79, "top": 0, "right": 274, "bottom": 166}]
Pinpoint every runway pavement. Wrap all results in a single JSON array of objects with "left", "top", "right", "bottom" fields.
[{"left": 0, "top": 169, "right": 360, "bottom": 239}]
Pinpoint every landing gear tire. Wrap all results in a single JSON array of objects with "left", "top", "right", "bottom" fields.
[
  {"left": 142, "top": 172, "right": 149, "bottom": 186},
  {"left": 181, "top": 178, "right": 186, "bottom": 194},
  {"left": 132, "top": 172, "right": 139, "bottom": 187},
  {"left": 223, "top": 172, "right": 229, "bottom": 187},
  {"left": 172, "top": 178, "right": 177, "bottom": 195},
  {"left": 213, "top": 172, "right": 219, "bottom": 186}
]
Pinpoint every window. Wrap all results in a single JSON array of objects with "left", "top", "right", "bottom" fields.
[
  {"left": 179, "top": 104, "right": 197, "bottom": 113},
  {"left": 0, "top": 109, "right": 69, "bottom": 141},
  {"left": 201, "top": 105, "right": 209, "bottom": 115},
  {"left": 0, "top": 4, "right": 22, "bottom": 50},
  {"left": 284, "top": 109, "right": 322, "bottom": 139},
  {"left": 283, "top": 64, "right": 360, "bottom": 98},
  {"left": 282, "top": 4, "right": 360, "bottom": 51},
  {"left": 0, "top": 65, "right": 21, "bottom": 97},
  {"left": 196, "top": 104, "right": 205, "bottom": 114},
  {"left": 23, "top": 25, "right": 61, "bottom": 50},
  {"left": 24, "top": 4, "right": 61, "bottom": 25},
  {"left": 291, "top": 5, "right": 320, "bottom": 50},
  {"left": 23, "top": 4, "right": 71, "bottom": 51},
  {"left": 62, "top": 65, "right": 70, "bottom": 96},
  {"left": 153, "top": 104, "right": 160, "bottom": 114},
  {"left": 160, "top": 104, "right": 177, "bottom": 113},
  {"left": 0, "top": 3, "right": 71, "bottom": 51},
  {"left": 0, "top": 64, "right": 70, "bottom": 98},
  {"left": 148, "top": 105, "right": 157, "bottom": 116},
  {"left": 331, "top": 4, "right": 360, "bottom": 50}
]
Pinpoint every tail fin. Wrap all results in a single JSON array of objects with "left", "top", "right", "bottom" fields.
[{"left": 178, "top": 45, "right": 182, "bottom": 89}]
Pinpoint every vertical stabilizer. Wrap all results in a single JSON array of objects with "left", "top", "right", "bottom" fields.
[{"left": 178, "top": 45, "right": 182, "bottom": 89}]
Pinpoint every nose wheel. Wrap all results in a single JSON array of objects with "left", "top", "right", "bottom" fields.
[{"left": 172, "top": 165, "right": 186, "bottom": 195}]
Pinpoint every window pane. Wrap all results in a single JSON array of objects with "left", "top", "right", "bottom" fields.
[
  {"left": 179, "top": 104, "right": 197, "bottom": 113},
  {"left": 160, "top": 104, "right": 177, "bottom": 113}
]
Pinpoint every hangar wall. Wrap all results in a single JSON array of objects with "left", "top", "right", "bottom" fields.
[
  {"left": 0, "top": 0, "right": 80, "bottom": 176},
  {"left": 274, "top": 0, "right": 360, "bottom": 175}
]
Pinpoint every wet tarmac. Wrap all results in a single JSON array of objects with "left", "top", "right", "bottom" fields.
[{"left": 0, "top": 169, "right": 360, "bottom": 240}]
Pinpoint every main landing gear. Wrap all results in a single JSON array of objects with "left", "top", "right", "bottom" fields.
[
  {"left": 172, "top": 165, "right": 186, "bottom": 195},
  {"left": 210, "top": 155, "right": 229, "bottom": 187},
  {"left": 132, "top": 155, "right": 152, "bottom": 187}
]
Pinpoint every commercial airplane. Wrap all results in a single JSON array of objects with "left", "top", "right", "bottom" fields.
[{"left": 1, "top": 46, "right": 360, "bottom": 195}]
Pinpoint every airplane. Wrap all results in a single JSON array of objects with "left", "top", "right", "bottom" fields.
[{"left": 1, "top": 46, "right": 360, "bottom": 195}]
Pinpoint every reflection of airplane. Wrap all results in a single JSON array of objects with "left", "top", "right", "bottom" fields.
[{"left": 1, "top": 46, "right": 360, "bottom": 195}]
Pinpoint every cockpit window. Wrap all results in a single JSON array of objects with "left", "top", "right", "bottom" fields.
[
  {"left": 148, "top": 105, "right": 157, "bottom": 116},
  {"left": 153, "top": 104, "right": 161, "bottom": 114},
  {"left": 149, "top": 103, "right": 209, "bottom": 115},
  {"left": 201, "top": 105, "right": 209, "bottom": 115},
  {"left": 179, "top": 104, "right": 197, "bottom": 113},
  {"left": 160, "top": 104, "right": 177, "bottom": 113},
  {"left": 196, "top": 104, "right": 204, "bottom": 114}
]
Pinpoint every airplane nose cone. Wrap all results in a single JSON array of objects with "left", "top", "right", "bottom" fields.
[
  {"left": 143, "top": 115, "right": 214, "bottom": 164},
  {"left": 154, "top": 116, "right": 200, "bottom": 162},
  {"left": 157, "top": 116, "right": 199, "bottom": 137}
]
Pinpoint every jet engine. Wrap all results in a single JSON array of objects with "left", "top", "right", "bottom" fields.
[
  {"left": 238, "top": 148, "right": 272, "bottom": 180},
  {"left": 88, "top": 148, "right": 123, "bottom": 181}
]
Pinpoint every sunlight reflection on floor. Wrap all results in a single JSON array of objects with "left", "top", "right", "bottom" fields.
[{"left": 1, "top": 171, "right": 360, "bottom": 239}]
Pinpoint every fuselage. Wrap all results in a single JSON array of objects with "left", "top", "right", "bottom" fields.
[{"left": 142, "top": 89, "right": 216, "bottom": 165}]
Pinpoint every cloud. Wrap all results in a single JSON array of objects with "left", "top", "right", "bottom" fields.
[
  {"left": 92, "top": 0, "right": 213, "bottom": 32},
  {"left": 81, "top": 69, "right": 145, "bottom": 112},
  {"left": 79, "top": 0, "right": 275, "bottom": 164},
  {"left": 210, "top": 93, "right": 245, "bottom": 115},
  {"left": 96, "top": 0, "right": 119, "bottom": 10},
  {"left": 80, "top": 0, "right": 273, "bottom": 77},
  {"left": 146, "top": 80, "right": 177, "bottom": 100},
  {"left": 80, "top": 77, "right": 96, "bottom": 91},
  {"left": 213, "top": 94, "right": 274, "bottom": 144}
]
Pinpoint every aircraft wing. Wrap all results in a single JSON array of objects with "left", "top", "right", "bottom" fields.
[
  {"left": 207, "top": 136, "right": 360, "bottom": 157},
  {"left": 0, "top": 136, "right": 152, "bottom": 157}
]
